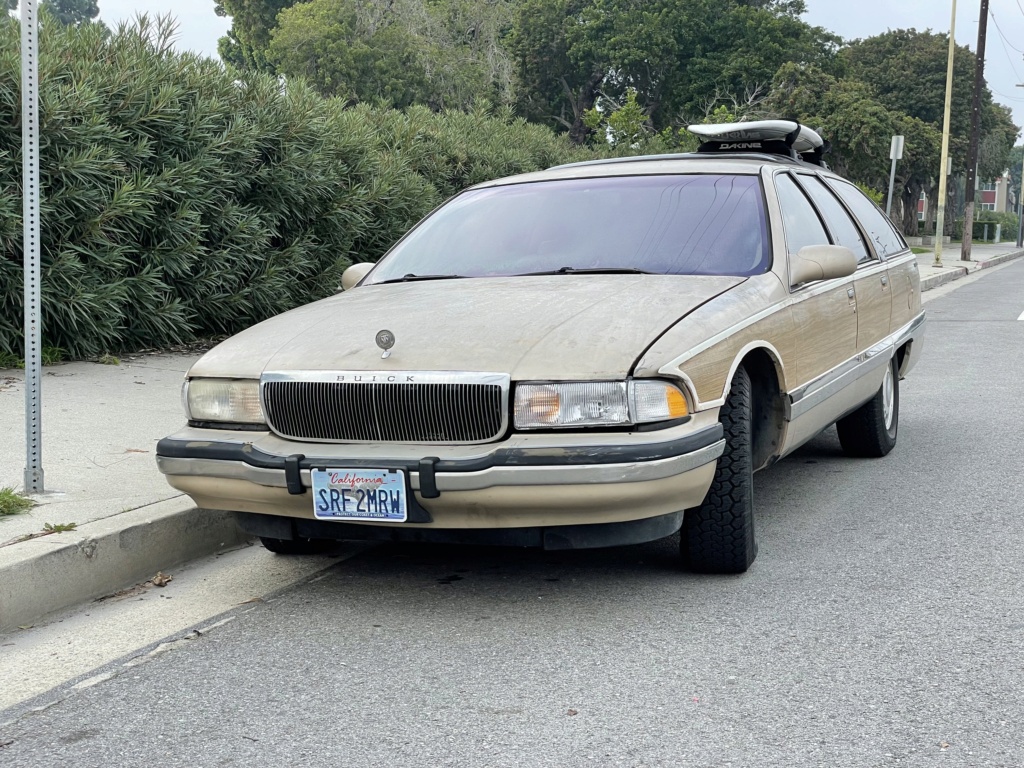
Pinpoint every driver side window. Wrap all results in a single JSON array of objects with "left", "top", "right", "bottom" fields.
[{"left": 774, "top": 173, "right": 830, "bottom": 256}]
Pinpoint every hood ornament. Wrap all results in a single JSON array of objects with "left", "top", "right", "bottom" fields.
[{"left": 375, "top": 329, "right": 396, "bottom": 359}]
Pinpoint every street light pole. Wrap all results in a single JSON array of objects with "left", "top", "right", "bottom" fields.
[{"left": 934, "top": 0, "right": 957, "bottom": 268}]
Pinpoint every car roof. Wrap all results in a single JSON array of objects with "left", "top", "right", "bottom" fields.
[{"left": 468, "top": 152, "right": 845, "bottom": 191}]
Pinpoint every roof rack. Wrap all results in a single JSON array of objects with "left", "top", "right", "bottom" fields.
[
  {"left": 688, "top": 120, "right": 830, "bottom": 167},
  {"left": 547, "top": 151, "right": 804, "bottom": 172}
]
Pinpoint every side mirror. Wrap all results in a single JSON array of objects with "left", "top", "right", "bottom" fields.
[
  {"left": 340, "top": 262, "right": 374, "bottom": 291},
  {"left": 791, "top": 245, "right": 857, "bottom": 287}
]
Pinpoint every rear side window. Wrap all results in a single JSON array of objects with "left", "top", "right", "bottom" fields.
[
  {"left": 825, "top": 179, "right": 908, "bottom": 258},
  {"left": 797, "top": 175, "right": 870, "bottom": 263},
  {"left": 773, "top": 173, "right": 829, "bottom": 255}
]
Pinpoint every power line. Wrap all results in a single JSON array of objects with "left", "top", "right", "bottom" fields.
[
  {"left": 990, "top": 87, "right": 1024, "bottom": 101},
  {"left": 989, "top": 10, "right": 1024, "bottom": 54},
  {"left": 989, "top": 11, "right": 1024, "bottom": 82}
]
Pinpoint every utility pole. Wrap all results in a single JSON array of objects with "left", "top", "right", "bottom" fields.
[
  {"left": 934, "top": 0, "right": 957, "bottom": 268},
  {"left": 962, "top": 0, "right": 989, "bottom": 262},
  {"left": 1017, "top": 142, "right": 1024, "bottom": 248}
]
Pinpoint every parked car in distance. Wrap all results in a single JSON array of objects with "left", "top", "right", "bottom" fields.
[{"left": 156, "top": 120, "right": 924, "bottom": 574}]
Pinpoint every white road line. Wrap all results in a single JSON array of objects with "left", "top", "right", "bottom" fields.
[{"left": 1018, "top": 309, "right": 1024, "bottom": 321}]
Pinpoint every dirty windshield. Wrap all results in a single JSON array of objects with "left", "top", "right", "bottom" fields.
[{"left": 366, "top": 174, "right": 770, "bottom": 283}]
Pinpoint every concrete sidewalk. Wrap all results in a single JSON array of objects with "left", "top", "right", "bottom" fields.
[
  {"left": 2, "top": 240, "right": 1023, "bottom": 633},
  {"left": 916, "top": 241, "right": 1024, "bottom": 291},
  {"left": 0, "top": 353, "right": 248, "bottom": 632}
]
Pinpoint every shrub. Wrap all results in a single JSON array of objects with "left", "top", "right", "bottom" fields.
[{"left": 0, "top": 16, "right": 597, "bottom": 358}]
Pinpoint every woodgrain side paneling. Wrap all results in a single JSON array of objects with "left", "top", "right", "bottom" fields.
[
  {"left": 788, "top": 282, "right": 858, "bottom": 387},
  {"left": 888, "top": 257, "right": 921, "bottom": 332},
  {"left": 677, "top": 310, "right": 796, "bottom": 404},
  {"left": 853, "top": 265, "right": 892, "bottom": 349}
]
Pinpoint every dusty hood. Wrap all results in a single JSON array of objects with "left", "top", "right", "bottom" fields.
[{"left": 190, "top": 275, "right": 745, "bottom": 381}]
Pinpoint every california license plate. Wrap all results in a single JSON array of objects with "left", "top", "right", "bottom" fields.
[{"left": 311, "top": 469, "right": 408, "bottom": 523}]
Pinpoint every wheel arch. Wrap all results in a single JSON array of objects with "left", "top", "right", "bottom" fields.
[{"left": 724, "top": 343, "right": 788, "bottom": 472}]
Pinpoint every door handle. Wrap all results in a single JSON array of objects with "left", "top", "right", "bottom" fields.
[
  {"left": 881, "top": 275, "right": 889, "bottom": 287},
  {"left": 847, "top": 288, "right": 855, "bottom": 299}
]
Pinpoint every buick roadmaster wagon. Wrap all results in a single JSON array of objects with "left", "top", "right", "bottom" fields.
[{"left": 156, "top": 120, "right": 924, "bottom": 574}]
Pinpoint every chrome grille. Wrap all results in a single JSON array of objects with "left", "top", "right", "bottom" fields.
[{"left": 261, "top": 372, "right": 509, "bottom": 444}]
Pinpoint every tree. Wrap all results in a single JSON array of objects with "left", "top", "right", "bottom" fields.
[
  {"left": 510, "top": 0, "right": 839, "bottom": 144},
  {"left": 215, "top": 0, "right": 299, "bottom": 71},
  {"left": 269, "top": 0, "right": 515, "bottom": 110},
  {"left": 768, "top": 63, "right": 940, "bottom": 235},
  {"left": 841, "top": 30, "right": 1019, "bottom": 233},
  {"left": 41, "top": 0, "right": 99, "bottom": 26}
]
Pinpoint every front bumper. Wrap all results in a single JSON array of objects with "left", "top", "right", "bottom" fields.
[{"left": 156, "top": 416, "right": 724, "bottom": 531}]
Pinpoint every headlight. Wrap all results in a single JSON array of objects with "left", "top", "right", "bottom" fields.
[
  {"left": 184, "top": 378, "right": 265, "bottom": 424},
  {"left": 514, "top": 380, "right": 688, "bottom": 430}
]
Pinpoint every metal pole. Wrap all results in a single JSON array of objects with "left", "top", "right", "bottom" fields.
[
  {"left": 962, "top": 0, "right": 989, "bottom": 262},
  {"left": 886, "top": 158, "right": 898, "bottom": 218},
  {"left": 934, "top": 0, "right": 957, "bottom": 267},
  {"left": 886, "top": 135, "right": 904, "bottom": 219},
  {"left": 22, "top": 0, "right": 43, "bottom": 494}
]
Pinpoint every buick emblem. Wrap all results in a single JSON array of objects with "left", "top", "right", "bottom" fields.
[{"left": 375, "top": 329, "right": 396, "bottom": 359}]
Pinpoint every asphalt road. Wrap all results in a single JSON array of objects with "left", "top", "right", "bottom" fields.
[{"left": 3, "top": 261, "right": 1024, "bottom": 767}]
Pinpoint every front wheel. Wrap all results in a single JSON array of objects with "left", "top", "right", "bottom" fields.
[
  {"left": 680, "top": 364, "right": 758, "bottom": 574},
  {"left": 836, "top": 356, "right": 899, "bottom": 458}
]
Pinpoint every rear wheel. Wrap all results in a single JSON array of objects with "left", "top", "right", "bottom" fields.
[
  {"left": 836, "top": 356, "right": 899, "bottom": 458},
  {"left": 259, "top": 536, "right": 335, "bottom": 555},
  {"left": 681, "top": 365, "right": 758, "bottom": 574}
]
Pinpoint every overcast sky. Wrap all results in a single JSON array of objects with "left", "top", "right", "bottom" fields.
[{"left": 95, "top": 0, "right": 1024, "bottom": 135}]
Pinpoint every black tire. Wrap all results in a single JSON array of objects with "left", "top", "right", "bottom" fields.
[
  {"left": 681, "top": 364, "right": 757, "bottom": 574},
  {"left": 836, "top": 356, "right": 899, "bottom": 458},
  {"left": 259, "top": 536, "right": 335, "bottom": 555}
]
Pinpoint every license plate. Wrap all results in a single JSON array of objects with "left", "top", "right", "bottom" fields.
[{"left": 311, "top": 469, "right": 408, "bottom": 523}]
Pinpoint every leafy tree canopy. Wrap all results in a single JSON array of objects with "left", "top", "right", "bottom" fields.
[
  {"left": 215, "top": 0, "right": 298, "bottom": 71},
  {"left": 510, "top": 0, "right": 839, "bottom": 144},
  {"left": 268, "top": 0, "right": 516, "bottom": 110},
  {"left": 41, "top": 0, "right": 99, "bottom": 26}
]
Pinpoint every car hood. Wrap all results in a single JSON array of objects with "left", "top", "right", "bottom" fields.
[{"left": 189, "top": 275, "right": 746, "bottom": 381}]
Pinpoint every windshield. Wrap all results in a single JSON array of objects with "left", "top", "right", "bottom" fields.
[{"left": 366, "top": 174, "right": 770, "bottom": 283}]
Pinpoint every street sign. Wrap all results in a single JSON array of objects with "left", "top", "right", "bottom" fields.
[{"left": 890, "top": 135, "right": 905, "bottom": 161}]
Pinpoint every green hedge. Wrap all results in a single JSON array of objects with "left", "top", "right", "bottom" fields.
[
  {"left": 951, "top": 210, "right": 1021, "bottom": 241},
  {"left": 0, "top": 17, "right": 594, "bottom": 358}
]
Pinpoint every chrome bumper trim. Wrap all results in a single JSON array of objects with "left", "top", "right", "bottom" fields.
[{"left": 155, "top": 439, "right": 724, "bottom": 492}]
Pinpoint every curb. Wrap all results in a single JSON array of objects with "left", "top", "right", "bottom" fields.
[
  {"left": 977, "top": 249, "right": 1024, "bottom": 269},
  {"left": 919, "top": 248, "right": 1024, "bottom": 293},
  {"left": 0, "top": 497, "right": 248, "bottom": 633},
  {"left": 920, "top": 266, "right": 969, "bottom": 292}
]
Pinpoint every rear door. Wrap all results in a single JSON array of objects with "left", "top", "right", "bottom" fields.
[{"left": 826, "top": 178, "right": 916, "bottom": 335}]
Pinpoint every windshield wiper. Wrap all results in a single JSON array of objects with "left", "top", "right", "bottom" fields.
[
  {"left": 512, "top": 266, "right": 653, "bottom": 276},
  {"left": 376, "top": 273, "right": 467, "bottom": 285}
]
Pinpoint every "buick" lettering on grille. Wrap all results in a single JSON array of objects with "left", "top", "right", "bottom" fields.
[{"left": 335, "top": 374, "right": 415, "bottom": 382}]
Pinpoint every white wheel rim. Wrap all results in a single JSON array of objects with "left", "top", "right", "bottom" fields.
[{"left": 882, "top": 365, "right": 895, "bottom": 431}]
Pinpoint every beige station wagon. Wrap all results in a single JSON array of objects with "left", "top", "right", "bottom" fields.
[{"left": 156, "top": 120, "right": 924, "bottom": 574}]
